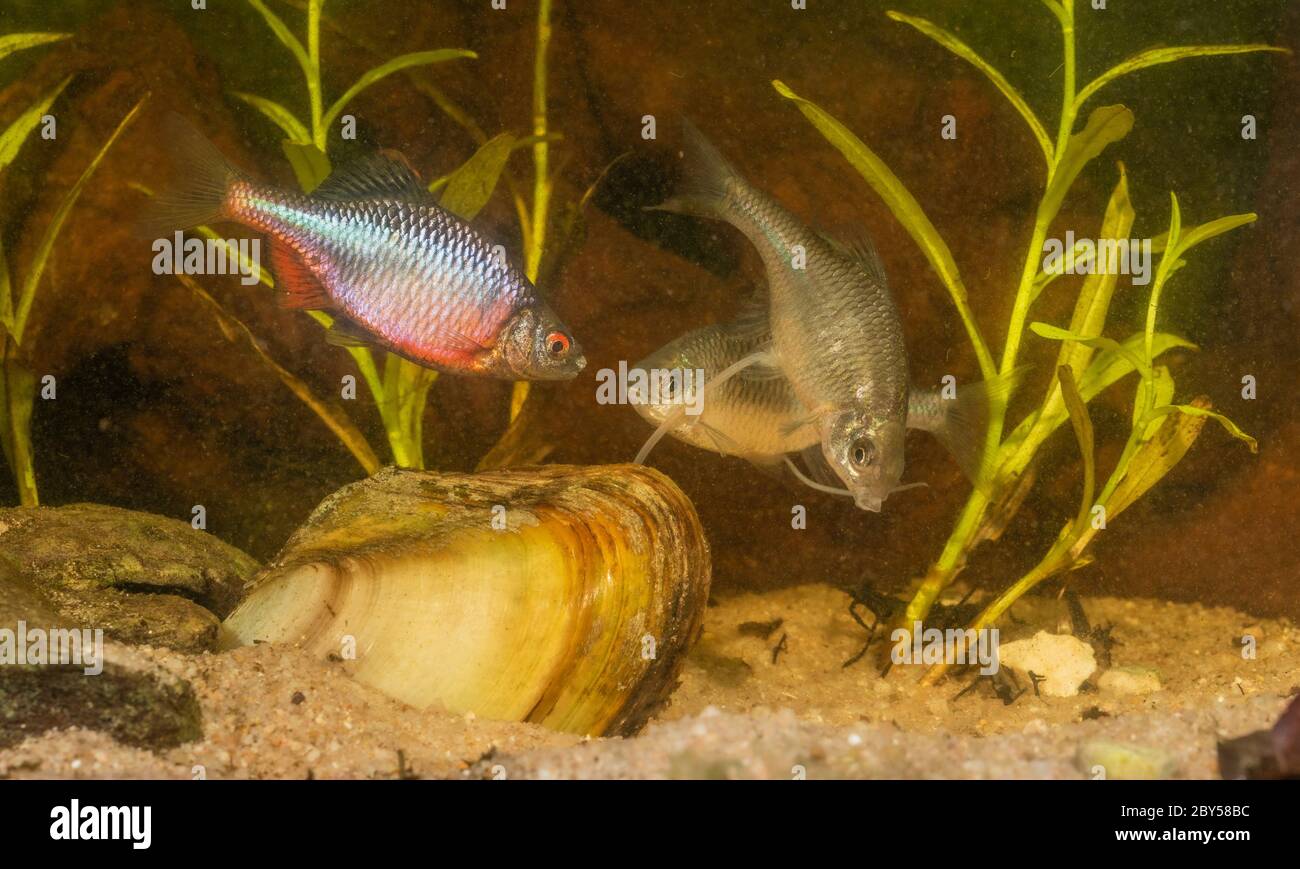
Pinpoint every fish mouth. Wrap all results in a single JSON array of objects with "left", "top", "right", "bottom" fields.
[
  {"left": 854, "top": 492, "right": 884, "bottom": 512},
  {"left": 522, "top": 351, "right": 586, "bottom": 381}
]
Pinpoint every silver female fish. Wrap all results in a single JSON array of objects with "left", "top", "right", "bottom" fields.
[
  {"left": 632, "top": 310, "right": 819, "bottom": 466},
  {"left": 653, "top": 122, "right": 908, "bottom": 510},
  {"left": 635, "top": 308, "right": 1001, "bottom": 492}
]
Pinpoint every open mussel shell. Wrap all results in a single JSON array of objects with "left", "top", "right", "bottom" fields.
[{"left": 220, "top": 465, "right": 711, "bottom": 737}]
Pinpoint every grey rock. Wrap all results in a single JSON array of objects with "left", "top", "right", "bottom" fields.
[
  {"left": 0, "top": 504, "right": 258, "bottom": 652},
  {"left": 0, "top": 560, "right": 202, "bottom": 750}
]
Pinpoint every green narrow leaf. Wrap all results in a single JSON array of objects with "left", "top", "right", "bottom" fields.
[
  {"left": 1144, "top": 193, "right": 1183, "bottom": 369},
  {"left": 246, "top": 0, "right": 311, "bottom": 81},
  {"left": 1075, "top": 45, "right": 1288, "bottom": 111},
  {"left": 538, "top": 151, "right": 631, "bottom": 290},
  {"left": 1104, "top": 397, "right": 1209, "bottom": 519},
  {"left": 0, "top": 237, "right": 12, "bottom": 335},
  {"left": 1147, "top": 403, "right": 1258, "bottom": 453},
  {"left": 772, "top": 78, "right": 996, "bottom": 382},
  {"left": 1041, "top": 105, "right": 1133, "bottom": 221},
  {"left": 180, "top": 274, "right": 381, "bottom": 475},
  {"left": 1078, "top": 331, "right": 1195, "bottom": 398},
  {"left": 1057, "top": 366, "right": 1096, "bottom": 538},
  {"left": 1030, "top": 321, "right": 1150, "bottom": 379},
  {"left": 323, "top": 49, "right": 477, "bottom": 130},
  {"left": 1058, "top": 165, "right": 1134, "bottom": 378},
  {"left": 1032, "top": 237, "right": 1094, "bottom": 300},
  {"left": 1172, "top": 213, "right": 1257, "bottom": 259},
  {"left": 0, "top": 32, "right": 71, "bottom": 63},
  {"left": 0, "top": 76, "right": 72, "bottom": 171},
  {"left": 281, "top": 140, "right": 332, "bottom": 192},
  {"left": 886, "top": 11, "right": 1052, "bottom": 166},
  {"left": 232, "top": 92, "right": 311, "bottom": 143},
  {"left": 437, "top": 133, "right": 515, "bottom": 221},
  {"left": 12, "top": 95, "right": 147, "bottom": 345},
  {"left": 1132, "top": 364, "right": 1175, "bottom": 439}
]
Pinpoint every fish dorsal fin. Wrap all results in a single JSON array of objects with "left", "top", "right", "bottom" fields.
[
  {"left": 821, "top": 229, "right": 888, "bottom": 286},
  {"left": 724, "top": 287, "right": 787, "bottom": 383},
  {"left": 729, "top": 285, "right": 770, "bottom": 339},
  {"left": 312, "top": 149, "right": 427, "bottom": 201}
]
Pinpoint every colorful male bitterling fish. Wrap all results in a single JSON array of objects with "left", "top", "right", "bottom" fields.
[{"left": 145, "top": 116, "right": 584, "bottom": 380}]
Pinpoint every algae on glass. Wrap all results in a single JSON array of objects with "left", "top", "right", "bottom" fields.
[
  {"left": 0, "top": 32, "right": 144, "bottom": 506},
  {"left": 773, "top": 0, "right": 1281, "bottom": 681}
]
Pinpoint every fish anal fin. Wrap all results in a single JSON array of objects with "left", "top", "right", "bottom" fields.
[
  {"left": 325, "top": 315, "right": 374, "bottom": 349},
  {"left": 270, "top": 241, "right": 332, "bottom": 310}
]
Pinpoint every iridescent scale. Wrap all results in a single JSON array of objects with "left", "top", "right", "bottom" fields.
[{"left": 228, "top": 183, "right": 532, "bottom": 370}]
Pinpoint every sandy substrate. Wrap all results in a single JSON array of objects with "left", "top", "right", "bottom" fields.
[{"left": 1, "top": 585, "right": 1295, "bottom": 779}]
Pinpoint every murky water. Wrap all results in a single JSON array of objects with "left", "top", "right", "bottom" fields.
[{"left": 0, "top": 0, "right": 1295, "bottom": 739}]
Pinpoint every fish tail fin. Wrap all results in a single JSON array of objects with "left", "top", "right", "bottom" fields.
[
  {"left": 647, "top": 118, "right": 744, "bottom": 219},
  {"left": 138, "top": 114, "right": 245, "bottom": 238},
  {"left": 918, "top": 365, "right": 1032, "bottom": 489}
]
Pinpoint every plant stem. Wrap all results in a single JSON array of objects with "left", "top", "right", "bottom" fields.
[
  {"left": 308, "top": 0, "right": 325, "bottom": 150},
  {"left": 527, "top": 0, "right": 552, "bottom": 282},
  {"left": 901, "top": 0, "right": 1079, "bottom": 632},
  {"left": 511, "top": 0, "right": 555, "bottom": 424},
  {"left": 0, "top": 342, "right": 37, "bottom": 506}
]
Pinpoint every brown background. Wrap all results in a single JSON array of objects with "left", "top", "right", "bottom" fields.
[{"left": 0, "top": 0, "right": 1294, "bottom": 616}]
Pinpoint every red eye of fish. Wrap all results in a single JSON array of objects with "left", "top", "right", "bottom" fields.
[{"left": 546, "top": 332, "right": 570, "bottom": 356}]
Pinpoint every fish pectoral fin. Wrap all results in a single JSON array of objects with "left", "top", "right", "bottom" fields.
[
  {"left": 784, "top": 453, "right": 853, "bottom": 498},
  {"left": 428, "top": 322, "right": 490, "bottom": 356},
  {"left": 312, "top": 150, "right": 427, "bottom": 202},
  {"left": 270, "top": 241, "right": 332, "bottom": 310},
  {"left": 696, "top": 419, "right": 740, "bottom": 456},
  {"left": 797, "top": 445, "right": 847, "bottom": 488},
  {"left": 778, "top": 412, "right": 818, "bottom": 438},
  {"left": 324, "top": 315, "right": 374, "bottom": 349},
  {"left": 705, "top": 347, "right": 782, "bottom": 395}
]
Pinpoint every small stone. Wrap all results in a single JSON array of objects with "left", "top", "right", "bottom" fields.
[
  {"left": 1022, "top": 718, "right": 1049, "bottom": 736},
  {"left": 1098, "top": 666, "right": 1163, "bottom": 696},
  {"left": 997, "top": 631, "right": 1096, "bottom": 697},
  {"left": 1076, "top": 740, "right": 1177, "bottom": 780}
]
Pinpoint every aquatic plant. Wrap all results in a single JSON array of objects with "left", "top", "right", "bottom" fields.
[
  {"left": 773, "top": 0, "right": 1281, "bottom": 681},
  {"left": 0, "top": 32, "right": 144, "bottom": 505}
]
